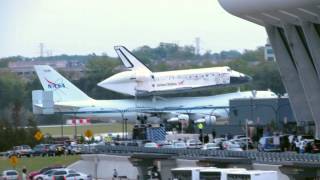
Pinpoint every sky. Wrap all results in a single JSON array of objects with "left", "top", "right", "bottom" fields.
[{"left": 0, "top": 0, "right": 267, "bottom": 58}]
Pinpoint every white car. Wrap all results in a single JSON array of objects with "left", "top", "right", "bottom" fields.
[
  {"left": 202, "top": 143, "right": 220, "bottom": 150},
  {"left": 33, "top": 169, "right": 58, "bottom": 180},
  {"left": 233, "top": 135, "right": 246, "bottom": 139},
  {"left": 0, "top": 170, "right": 19, "bottom": 180},
  {"left": 52, "top": 169, "right": 91, "bottom": 180},
  {"left": 186, "top": 139, "right": 202, "bottom": 149},
  {"left": 173, "top": 142, "right": 187, "bottom": 149},
  {"left": 144, "top": 142, "right": 159, "bottom": 148},
  {"left": 65, "top": 173, "right": 92, "bottom": 180},
  {"left": 222, "top": 140, "right": 243, "bottom": 151}
]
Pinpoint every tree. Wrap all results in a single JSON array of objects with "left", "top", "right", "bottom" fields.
[{"left": 252, "top": 61, "right": 285, "bottom": 94}]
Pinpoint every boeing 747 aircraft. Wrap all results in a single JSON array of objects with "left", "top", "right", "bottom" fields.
[
  {"left": 97, "top": 46, "right": 252, "bottom": 96},
  {"left": 33, "top": 65, "right": 276, "bottom": 125}
]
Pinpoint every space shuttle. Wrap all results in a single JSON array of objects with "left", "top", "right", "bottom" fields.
[{"left": 97, "top": 46, "right": 252, "bottom": 96}]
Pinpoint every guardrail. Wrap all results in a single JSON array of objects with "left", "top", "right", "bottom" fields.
[{"left": 82, "top": 145, "right": 320, "bottom": 165}]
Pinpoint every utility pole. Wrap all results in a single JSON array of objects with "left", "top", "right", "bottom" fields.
[
  {"left": 245, "top": 119, "right": 249, "bottom": 150},
  {"left": 195, "top": 37, "right": 200, "bottom": 55},
  {"left": 39, "top": 43, "right": 44, "bottom": 57}
]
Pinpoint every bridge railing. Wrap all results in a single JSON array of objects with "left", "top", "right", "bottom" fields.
[{"left": 81, "top": 144, "right": 320, "bottom": 164}]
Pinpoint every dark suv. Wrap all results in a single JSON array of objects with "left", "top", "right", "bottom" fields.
[{"left": 33, "top": 144, "right": 54, "bottom": 156}]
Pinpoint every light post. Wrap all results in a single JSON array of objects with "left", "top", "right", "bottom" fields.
[
  {"left": 103, "top": 107, "right": 127, "bottom": 140},
  {"left": 245, "top": 119, "right": 249, "bottom": 150},
  {"left": 245, "top": 119, "right": 253, "bottom": 150}
]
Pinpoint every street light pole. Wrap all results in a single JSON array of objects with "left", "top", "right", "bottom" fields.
[{"left": 245, "top": 119, "right": 249, "bottom": 151}]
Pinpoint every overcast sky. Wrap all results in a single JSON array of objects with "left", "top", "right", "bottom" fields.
[{"left": 0, "top": 0, "right": 267, "bottom": 58}]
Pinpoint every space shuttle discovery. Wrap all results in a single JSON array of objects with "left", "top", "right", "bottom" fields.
[{"left": 97, "top": 46, "right": 252, "bottom": 96}]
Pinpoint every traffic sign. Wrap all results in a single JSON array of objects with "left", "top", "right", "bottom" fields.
[
  {"left": 84, "top": 129, "right": 93, "bottom": 138},
  {"left": 197, "top": 123, "right": 204, "bottom": 129},
  {"left": 9, "top": 155, "right": 18, "bottom": 167},
  {"left": 34, "top": 131, "right": 43, "bottom": 141}
]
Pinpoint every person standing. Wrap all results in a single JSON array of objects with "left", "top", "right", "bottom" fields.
[
  {"left": 21, "top": 168, "right": 27, "bottom": 180},
  {"left": 112, "top": 169, "right": 118, "bottom": 179}
]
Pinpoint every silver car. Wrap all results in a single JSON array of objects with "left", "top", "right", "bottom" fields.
[{"left": 0, "top": 170, "right": 19, "bottom": 180}]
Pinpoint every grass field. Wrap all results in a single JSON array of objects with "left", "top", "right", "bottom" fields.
[
  {"left": 0, "top": 155, "right": 80, "bottom": 173},
  {"left": 39, "top": 123, "right": 133, "bottom": 137}
]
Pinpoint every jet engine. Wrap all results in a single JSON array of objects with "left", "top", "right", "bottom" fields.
[
  {"left": 167, "top": 114, "right": 189, "bottom": 123},
  {"left": 194, "top": 115, "right": 216, "bottom": 125}
]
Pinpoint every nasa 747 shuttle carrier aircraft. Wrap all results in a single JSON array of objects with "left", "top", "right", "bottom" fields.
[
  {"left": 32, "top": 65, "right": 276, "bottom": 125},
  {"left": 97, "top": 46, "right": 252, "bottom": 96}
]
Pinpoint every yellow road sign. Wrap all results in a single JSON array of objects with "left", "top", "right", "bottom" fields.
[
  {"left": 84, "top": 129, "right": 93, "bottom": 138},
  {"left": 9, "top": 155, "right": 18, "bottom": 167},
  {"left": 34, "top": 131, "right": 43, "bottom": 141},
  {"left": 104, "top": 136, "right": 112, "bottom": 143},
  {"left": 197, "top": 123, "right": 204, "bottom": 129}
]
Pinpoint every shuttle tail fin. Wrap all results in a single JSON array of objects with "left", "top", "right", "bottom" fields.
[
  {"left": 34, "top": 65, "right": 92, "bottom": 103},
  {"left": 114, "top": 46, "right": 152, "bottom": 73}
]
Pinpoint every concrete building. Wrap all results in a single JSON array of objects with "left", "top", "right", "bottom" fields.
[
  {"left": 208, "top": 97, "right": 304, "bottom": 137},
  {"left": 264, "top": 39, "right": 276, "bottom": 61},
  {"left": 218, "top": 0, "right": 320, "bottom": 138},
  {"left": 8, "top": 60, "right": 85, "bottom": 80}
]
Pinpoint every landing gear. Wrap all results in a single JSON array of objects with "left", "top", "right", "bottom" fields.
[{"left": 137, "top": 115, "right": 148, "bottom": 124}]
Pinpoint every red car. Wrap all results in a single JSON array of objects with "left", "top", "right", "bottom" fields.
[{"left": 28, "top": 166, "right": 63, "bottom": 180}]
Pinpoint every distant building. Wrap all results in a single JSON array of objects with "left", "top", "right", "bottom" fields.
[
  {"left": 229, "top": 97, "right": 296, "bottom": 126},
  {"left": 208, "top": 97, "right": 313, "bottom": 137},
  {"left": 264, "top": 39, "right": 276, "bottom": 61},
  {"left": 8, "top": 60, "right": 85, "bottom": 80}
]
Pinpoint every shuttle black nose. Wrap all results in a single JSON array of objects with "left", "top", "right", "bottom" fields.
[
  {"left": 230, "top": 75, "right": 252, "bottom": 84},
  {"left": 245, "top": 75, "right": 253, "bottom": 82}
]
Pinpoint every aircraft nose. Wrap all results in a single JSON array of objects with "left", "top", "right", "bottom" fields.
[
  {"left": 97, "top": 76, "right": 117, "bottom": 88},
  {"left": 230, "top": 74, "right": 252, "bottom": 84},
  {"left": 244, "top": 75, "right": 253, "bottom": 82}
]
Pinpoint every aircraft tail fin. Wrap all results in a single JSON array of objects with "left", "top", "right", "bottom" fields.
[
  {"left": 114, "top": 46, "right": 152, "bottom": 73},
  {"left": 34, "top": 65, "right": 92, "bottom": 103}
]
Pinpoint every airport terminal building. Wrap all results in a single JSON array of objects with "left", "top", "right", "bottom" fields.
[
  {"left": 207, "top": 97, "right": 302, "bottom": 138},
  {"left": 218, "top": 0, "right": 320, "bottom": 138}
]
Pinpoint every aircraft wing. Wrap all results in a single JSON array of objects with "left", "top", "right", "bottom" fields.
[
  {"left": 135, "top": 106, "right": 228, "bottom": 123},
  {"left": 137, "top": 85, "right": 203, "bottom": 96}
]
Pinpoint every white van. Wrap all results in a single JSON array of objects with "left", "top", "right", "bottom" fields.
[
  {"left": 200, "top": 167, "right": 246, "bottom": 180},
  {"left": 171, "top": 167, "right": 205, "bottom": 180},
  {"left": 171, "top": 167, "right": 245, "bottom": 180},
  {"left": 227, "top": 170, "right": 277, "bottom": 180},
  {"left": 171, "top": 167, "right": 277, "bottom": 180}
]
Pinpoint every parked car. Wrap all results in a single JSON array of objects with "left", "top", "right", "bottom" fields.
[
  {"left": 11, "top": 145, "right": 33, "bottom": 157},
  {"left": 33, "top": 169, "right": 58, "bottom": 180},
  {"left": 202, "top": 143, "right": 220, "bottom": 150},
  {"left": 32, "top": 144, "right": 53, "bottom": 156},
  {"left": 28, "top": 165, "right": 64, "bottom": 180},
  {"left": 222, "top": 140, "right": 243, "bottom": 151},
  {"left": 233, "top": 137, "right": 254, "bottom": 150},
  {"left": 298, "top": 135, "right": 314, "bottom": 142},
  {"left": 233, "top": 135, "right": 246, "bottom": 139},
  {"left": 68, "top": 145, "right": 82, "bottom": 155},
  {"left": 144, "top": 142, "right": 159, "bottom": 148},
  {"left": 0, "top": 170, "right": 19, "bottom": 180},
  {"left": 65, "top": 173, "right": 92, "bottom": 180},
  {"left": 297, "top": 138, "right": 320, "bottom": 154},
  {"left": 161, "top": 144, "right": 174, "bottom": 148},
  {"left": 51, "top": 169, "right": 91, "bottom": 180},
  {"left": 173, "top": 142, "right": 187, "bottom": 149},
  {"left": 186, "top": 139, "right": 202, "bottom": 149},
  {"left": 258, "top": 136, "right": 281, "bottom": 152}
]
